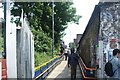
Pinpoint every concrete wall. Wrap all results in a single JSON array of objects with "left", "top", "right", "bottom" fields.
[
  {"left": 99, "top": 2, "right": 120, "bottom": 63},
  {"left": 100, "top": 2, "right": 120, "bottom": 44},
  {"left": 76, "top": 34, "right": 82, "bottom": 48},
  {"left": 92, "top": 2, "right": 120, "bottom": 78},
  {"left": 77, "top": 2, "right": 120, "bottom": 78},
  {"left": 77, "top": 5, "right": 100, "bottom": 68}
]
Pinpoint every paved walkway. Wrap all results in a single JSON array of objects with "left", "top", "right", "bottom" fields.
[{"left": 46, "top": 60, "right": 82, "bottom": 79}]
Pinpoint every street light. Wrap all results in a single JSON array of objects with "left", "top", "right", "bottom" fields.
[{"left": 52, "top": 0, "right": 54, "bottom": 58}]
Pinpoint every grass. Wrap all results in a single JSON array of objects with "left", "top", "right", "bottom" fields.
[
  {"left": 0, "top": 33, "right": 4, "bottom": 53},
  {"left": 34, "top": 51, "right": 58, "bottom": 67}
]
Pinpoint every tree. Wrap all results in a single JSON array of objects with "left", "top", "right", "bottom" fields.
[
  {"left": 0, "top": 19, "right": 4, "bottom": 53},
  {"left": 69, "top": 42, "right": 76, "bottom": 49},
  {"left": 10, "top": 2, "right": 81, "bottom": 66},
  {"left": 32, "top": 28, "right": 52, "bottom": 54},
  {"left": 11, "top": 2, "right": 81, "bottom": 49}
]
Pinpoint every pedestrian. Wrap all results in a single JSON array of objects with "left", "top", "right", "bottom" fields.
[
  {"left": 60, "top": 49, "right": 63, "bottom": 55},
  {"left": 109, "top": 49, "right": 120, "bottom": 80},
  {"left": 68, "top": 48, "right": 79, "bottom": 79},
  {"left": 64, "top": 49, "right": 68, "bottom": 60}
]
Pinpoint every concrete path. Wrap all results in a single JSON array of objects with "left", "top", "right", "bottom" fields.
[{"left": 46, "top": 60, "right": 82, "bottom": 79}]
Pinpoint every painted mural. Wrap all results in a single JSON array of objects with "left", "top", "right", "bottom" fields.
[{"left": 100, "top": 3, "right": 120, "bottom": 61}]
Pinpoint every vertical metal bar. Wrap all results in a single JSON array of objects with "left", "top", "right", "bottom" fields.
[
  {"left": 52, "top": 0, "right": 54, "bottom": 58},
  {"left": 3, "top": 0, "right": 6, "bottom": 59},
  {"left": 98, "top": 41, "right": 104, "bottom": 78}
]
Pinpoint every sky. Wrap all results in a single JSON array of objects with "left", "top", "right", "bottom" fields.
[
  {"left": 63, "top": 0, "right": 100, "bottom": 46},
  {"left": 0, "top": 1, "right": 100, "bottom": 46},
  {"left": 0, "top": 3, "right": 3, "bottom": 18}
]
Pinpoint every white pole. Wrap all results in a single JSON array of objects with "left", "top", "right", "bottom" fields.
[
  {"left": 98, "top": 41, "right": 104, "bottom": 78},
  {"left": 52, "top": 0, "right": 54, "bottom": 58},
  {"left": 6, "top": 0, "right": 17, "bottom": 78}
]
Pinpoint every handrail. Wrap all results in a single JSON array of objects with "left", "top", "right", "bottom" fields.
[
  {"left": 34, "top": 56, "right": 59, "bottom": 71},
  {"left": 35, "top": 58, "right": 62, "bottom": 79},
  {"left": 79, "top": 57, "right": 96, "bottom": 70},
  {"left": 34, "top": 55, "right": 63, "bottom": 79},
  {"left": 78, "top": 56, "right": 97, "bottom": 80},
  {"left": 79, "top": 62, "right": 96, "bottom": 80}
]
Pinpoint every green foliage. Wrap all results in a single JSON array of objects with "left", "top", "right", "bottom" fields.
[
  {"left": 11, "top": 2, "right": 81, "bottom": 47},
  {"left": 34, "top": 51, "right": 52, "bottom": 67},
  {"left": 0, "top": 34, "right": 4, "bottom": 52},
  {"left": 32, "top": 28, "right": 52, "bottom": 53},
  {"left": 11, "top": 2, "right": 81, "bottom": 66},
  {"left": 0, "top": 23, "right": 4, "bottom": 53}
]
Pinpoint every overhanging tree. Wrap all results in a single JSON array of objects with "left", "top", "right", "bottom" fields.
[{"left": 11, "top": 2, "right": 81, "bottom": 52}]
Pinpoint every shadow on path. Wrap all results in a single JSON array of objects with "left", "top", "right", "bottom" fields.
[{"left": 46, "top": 60, "right": 82, "bottom": 79}]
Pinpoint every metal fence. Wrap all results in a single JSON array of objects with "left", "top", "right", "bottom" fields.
[
  {"left": 34, "top": 55, "right": 63, "bottom": 80},
  {"left": 16, "top": 17, "right": 34, "bottom": 78}
]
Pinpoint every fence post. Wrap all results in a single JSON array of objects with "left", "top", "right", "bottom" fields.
[{"left": 98, "top": 41, "right": 104, "bottom": 78}]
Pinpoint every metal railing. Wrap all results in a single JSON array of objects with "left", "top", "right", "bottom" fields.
[
  {"left": 34, "top": 55, "right": 63, "bottom": 79},
  {"left": 78, "top": 57, "right": 97, "bottom": 80}
]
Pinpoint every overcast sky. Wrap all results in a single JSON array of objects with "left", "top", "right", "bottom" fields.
[
  {"left": 0, "top": 1, "right": 100, "bottom": 46},
  {"left": 63, "top": 0, "right": 100, "bottom": 46},
  {"left": 0, "top": 3, "right": 3, "bottom": 18}
]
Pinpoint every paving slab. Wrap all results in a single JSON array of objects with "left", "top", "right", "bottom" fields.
[{"left": 46, "top": 60, "right": 82, "bottom": 79}]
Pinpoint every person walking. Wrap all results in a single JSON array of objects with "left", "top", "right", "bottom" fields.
[
  {"left": 64, "top": 49, "right": 69, "bottom": 60},
  {"left": 68, "top": 48, "right": 79, "bottom": 79},
  {"left": 110, "top": 49, "right": 120, "bottom": 80}
]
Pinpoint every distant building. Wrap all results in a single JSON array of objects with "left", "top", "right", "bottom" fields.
[
  {"left": 74, "top": 39, "right": 77, "bottom": 46},
  {"left": 74, "top": 34, "right": 82, "bottom": 48}
]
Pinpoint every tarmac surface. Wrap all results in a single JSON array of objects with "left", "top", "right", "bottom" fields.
[{"left": 46, "top": 59, "right": 82, "bottom": 79}]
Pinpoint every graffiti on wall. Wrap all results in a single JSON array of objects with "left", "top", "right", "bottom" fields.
[
  {"left": 100, "top": 3, "right": 120, "bottom": 44},
  {"left": 100, "top": 3, "right": 120, "bottom": 62}
]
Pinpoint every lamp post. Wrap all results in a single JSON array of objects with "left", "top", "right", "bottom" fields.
[{"left": 52, "top": 0, "right": 54, "bottom": 58}]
